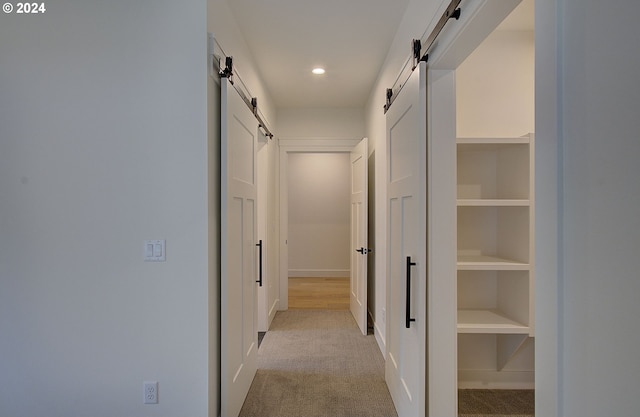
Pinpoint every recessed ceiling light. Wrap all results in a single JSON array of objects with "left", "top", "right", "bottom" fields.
[{"left": 312, "top": 67, "right": 326, "bottom": 75}]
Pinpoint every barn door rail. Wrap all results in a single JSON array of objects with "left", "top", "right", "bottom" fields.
[
  {"left": 210, "top": 35, "right": 274, "bottom": 139},
  {"left": 383, "top": 0, "right": 462, "bottom": 113}
]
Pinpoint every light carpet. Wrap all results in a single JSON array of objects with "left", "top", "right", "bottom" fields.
[{"left": 238, "top": 310, "right": 398, "bottom": 417}]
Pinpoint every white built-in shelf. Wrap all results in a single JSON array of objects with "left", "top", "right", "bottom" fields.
[
  {"left": 457, "top": 199, "right": 529, "bottom": 207},
  {"left": 457, "top": 254, "right": 529, "bottom": 270},
  {"left": 456, "top": 136, "right": 531, "bottom": 146},
  {"left": 455, "top": 134, "right": 535, "bottom": 383},
  {"left": 457, "top": 309, "right": 529, "bottom": 334},
  {"left": 457, "top": 136, "right": 531, "bottom": 201}
]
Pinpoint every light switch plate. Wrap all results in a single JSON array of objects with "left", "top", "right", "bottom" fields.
[{"left": 144, "top": 240, "right": 165, "bottom": 262}]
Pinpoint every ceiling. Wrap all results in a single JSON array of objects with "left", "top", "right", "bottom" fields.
[
  {"left": 229, "top": 0, "right": 534, "bottom": 109},
  {"left": 229, "top": 0, "right": 410, "bottom": 108}
]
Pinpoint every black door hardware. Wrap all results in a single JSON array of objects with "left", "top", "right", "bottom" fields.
[
  {"left": 256, "top": 240, "right": 263, "bottom": 287},
  {"left": 406, "top": 256, "right": 417, "bottom": 328}
]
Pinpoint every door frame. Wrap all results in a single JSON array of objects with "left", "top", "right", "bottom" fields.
[
  {"left": 278, "top": 138, "right": 362, "bottom": 310},
  {"left": 424, "top": 0, "right": 560, "bottom": 414}
]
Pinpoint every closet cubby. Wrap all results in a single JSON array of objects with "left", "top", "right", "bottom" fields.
[
  {"left": 457, "top": 137, "right": 530, "bottom": 204},
  {"left": 458, "top": 333, "right": 535, "bottom": 378},
  {"left": 457, "top": 270, "right": 530, "bottom": 334},
  {"left": 457, "top": 206, "right": 530, "bottom": 269}
]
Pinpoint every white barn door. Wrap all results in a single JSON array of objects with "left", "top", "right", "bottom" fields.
[
  {"left": 221, "top": 78, "right": 259, "bottom": 417},
  {"left": 350, "top": 137, "right": 368, "bottom": 335},
  {"left": 385, "top": 62, "right": 428, "bottom": 417}
]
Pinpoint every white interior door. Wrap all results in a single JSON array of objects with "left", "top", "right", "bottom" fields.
[
  {"left": 350, "top": 137, "right": 368, "bottom": 335},
  {"left": 256, "top": 132, "right": 269, "bottom": 332},
  {"left": 221, "top": 78, "right": 259, "bottom": 417},
  {"left": 385, "top": 62, "right": 428, "bottom": 417}
]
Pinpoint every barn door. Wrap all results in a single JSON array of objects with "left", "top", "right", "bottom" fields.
[
  {"left": 220, "top": 78, "right": 259, "bottom": 417},
  {"left": 385, "top": 61, "right": 428, "bottom": 417}
]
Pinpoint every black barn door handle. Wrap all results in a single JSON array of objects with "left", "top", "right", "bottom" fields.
[
  {"left": 406, "top": 256, "right": 416, "bottom": 328},
  {"left": 256, "top": 240, "right": 263, "bottom": 287}
]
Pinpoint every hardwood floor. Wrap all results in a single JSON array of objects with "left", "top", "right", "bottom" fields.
[{"left": 288, "top": 277, "right": 350, "bottom": 310}]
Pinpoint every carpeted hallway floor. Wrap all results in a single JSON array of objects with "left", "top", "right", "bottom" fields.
[
  {"left": 238, "top": 310, "right": 397, "bottom": 417},
  {"left": 239, "top": 309, "right": 534, "bottom": 417}
]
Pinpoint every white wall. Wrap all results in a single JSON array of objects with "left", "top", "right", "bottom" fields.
[
  {"left": 456, "top": 29, "right": 534, "bottom": 137},
  {"left": 559, "top": 1, "right": 640, "bottom": 415},
  {"left": 534, "top": 0, "right": 560, "bottom": 413},
  {"left": 207, "top": 54, "right": 222, "bottom": 417},
  {"left": 277, "top": 108, "right": 364, "bottom": 278},
  {"left": 277, "top": 107, "right": 365, "bottom": 139},
  {"left": 288, "top": 153, "right": 351, "bottom": 277},
  {"left": 0, "top": 1, "right": 209, "bottom": 416}
]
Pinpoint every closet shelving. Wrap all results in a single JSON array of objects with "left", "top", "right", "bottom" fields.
[{"left": 456, "top": 134, "right": 534, "bottom": 337}]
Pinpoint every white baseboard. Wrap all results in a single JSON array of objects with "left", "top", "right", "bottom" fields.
[
  {"left": 458, "top": 369, "right": 535, "bottom": 389},
  {"left": 369, "top": 310, "right": 386, "bottom": 358},
  {"left": 288, "top": 269, "right": 350, "bottom": 278},
  {"left": 268, "top": 298, "right": 279, "bottom": 329}
]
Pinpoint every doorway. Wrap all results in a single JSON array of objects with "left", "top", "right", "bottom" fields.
[
  {"left": 278, "top": 139, "right": 368, "bottom": 329},
  {"left": 286, "top": 152, "right": 351, "bottom": 309},
  {"left": 287, "top": 152, "right": 351, "bottom": 279},
  {"left": 425, "top": 0, "right": 535, "bottom": 415},
  {"left": 454, "top": 0, "right": 535, "bottom": 396}
]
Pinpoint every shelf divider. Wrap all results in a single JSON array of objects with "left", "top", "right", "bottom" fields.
[
  {"left": 457, "top": 136, "right": 530, "bottom": 145},
  {"left": 497, "top": 334, "right": 530, "bottom": 370},
  {"left": 457, "top": 254, "right": 529, "bottom": 270},
  {"left": 457, "top": 309, "right": 529, "bottom": 334},
  {"left": 457, "top": 199, "right": 529, "bottom": 207}
]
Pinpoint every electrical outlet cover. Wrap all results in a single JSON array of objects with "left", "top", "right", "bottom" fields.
[{"left": 144, "top": 381, "right": 158, "bottom": 404}]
